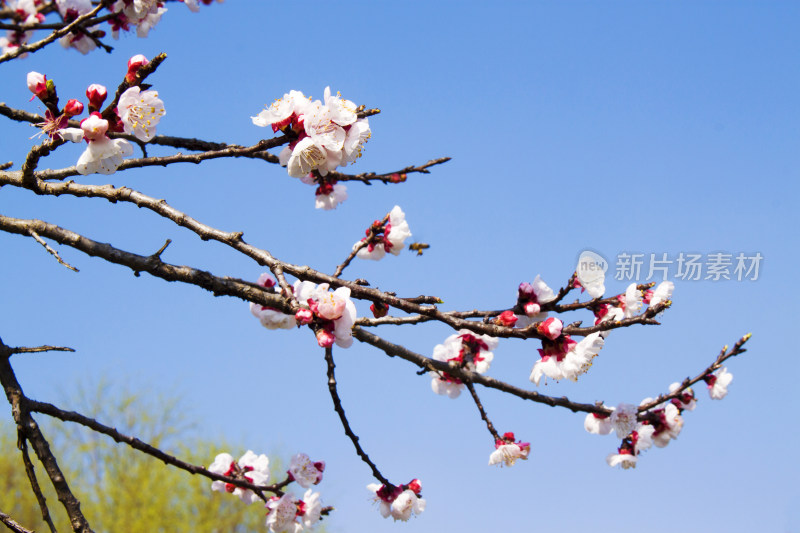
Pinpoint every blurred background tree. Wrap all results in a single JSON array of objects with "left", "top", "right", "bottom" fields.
[{"left": 0, "top": 381, "right": 285, "bottom": 532}]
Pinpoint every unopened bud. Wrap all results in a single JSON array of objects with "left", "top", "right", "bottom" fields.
[
  {"left": 27, "top": 71, "right": 48, "bottom": 100},
  {"left": 126, "top": 54, "right": 149, "bottom": 84},
  {"left": 63, "top": 99, "right": 84, "bottom": 117},
  {"left": 295, "top": 308, "right": 314, "bottom": 326},
  {"left": 537, "top": 317, "right": 563, "bottom": 340},
  {"left": 315, "top": 328, "right": 335, "bottom": 348},
  {"left": 370, "top": 302, "right": 389, "bottom": 318},
  {"left": 495, "top": 310, "right": 518, "bottom": 327},
  {"left": 523, "top": 301, "right": 541, "bottom": 317},
  {"left": 80, "top": 112, "right": 109, "bottom": 142},
  {"left": 86, "top": 84, "right": 107, "bottom": 111}
]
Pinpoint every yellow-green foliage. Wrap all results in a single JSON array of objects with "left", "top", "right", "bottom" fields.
[{"left": 0, "top": 383, "right": 273, "bottom": 532}]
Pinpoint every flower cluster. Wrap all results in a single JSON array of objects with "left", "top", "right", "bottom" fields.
[
  {"left": 586, "top": 383, "right": 700, "bottom": 469},
  {"left": 513, "top": 276, "right": 556, "bottom": 327},
  {"left": 293, "top": 281, "right": 357, "bottom": 348},
  {"left": 367, "top": 479, "right": 425, "bottom": 522},
  {"left": 252, "top": 87, "right": 371, "bottom": 179},
  {"left": 54, "top": 0, "right": 103, "bottom": 54},
  {"left": 4, "top": 0, "right": 221, "bottom": 58},
  {"left": 488, "top": 432, "right": 531, "bottom": 467},
  {"left": 296, "top": 173, "right": 349, "bottom": 210},
  {"left": 529, "top": 332, "right": 604, "bottom": 385},
  {"left": 249, "top": 273, "right": 296, "bottom": 330},
  {"left": 354, "top": 205, "right": 412, "bottom": 260},
  {"left": 430, "top": 330, "right": 498, "bottom": 398},
  {"left": 26, "top": 57, "right": 165, "bottom": 175},
  {"left": 265, "top": 490, "right": 322, "bottom": 533},
  {"left": 109, "top": 0, "right": 166, "bottom": 39},
  {"left": 209, "top": 450, "right": 271, "bottom": 505},
  {"left": 0, "top": 0, "right": 44, "bottom": 56},
  {"left": 209, "top": 451, "right": 324, "bottom": 532}
]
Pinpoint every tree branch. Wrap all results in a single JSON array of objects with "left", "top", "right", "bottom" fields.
[{"left": 323, "top": 346, "right": 393, "bottom": 488}]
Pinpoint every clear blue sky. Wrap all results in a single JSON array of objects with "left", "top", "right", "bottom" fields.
[{"left": 1, "top": 2, "right": 798, "bottom": 532}]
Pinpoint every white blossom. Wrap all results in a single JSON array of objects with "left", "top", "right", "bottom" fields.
[
  {"left": 610, "top": 403, "right": 638, "bottom": 439},
  {"left": 390, "top": 489, "right": 426, "bottom": 521},
  {"left": 622, "top": 283, "right": 643, "bottom": 318},
  {"left": 488, "top": 442, "right": 530, "bottom": 467},
  {"left": 76, "top": 137, "right": 133, "bottom": 175},
  {"left": 584, "top": 412, "right": 613, "bottom": 435},
  {"left": 355, "top": 205, "right": 412, "bottom": 260},
  {"left": 649, "top": 280, "right": 674, "bottom": 308},
  {"left": 118, "top": 86, "right": 165, "bottom": 142},
  {"left": 315, "top": 183, "right": 347, "bottom": 210},
  {"left": 208, "top": 450, "right": 270, "bottom": 505},
  {"left": 266, "top": 494, "right": 302, "bottom": 533},
  {"left": 288, "top": 453, "right": 324, "bottom": 488},
  {"left": 707, "top": 367, "right": 733, "bottom": 400}
]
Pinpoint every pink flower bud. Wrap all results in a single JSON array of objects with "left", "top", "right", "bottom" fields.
[
  {"left": 523, "top": 301, "right": 541, "bottom": 316},
  {"left": 80, "top": 113, "right": 109, "bottom": 142},
  {"left": 316, "top": 328, "right": 335, "bottom": 348},
  {"left": 63, "top": 99, "right": 84, "bottom": 117},
  {"left": 126, "top": 54, "right": 149, "bottom": 84},
  {"left": 295, "top": 308, "right": 313, "bottom": 325},
  {"left": 255, "top": 273, "right": 277, "bottom": 288},
  {"left": 495, "top": 310, "right": 518, "bottom": 327},
  {"left": 370, "top": 302, "right": 389, "bottom": 318},
  {"left": 537, "top": 317, "right": 563, "bottom": 340},
  {"left": 86, "top": 84, "right": 107, "bottom": 111},
  {"left": 518, "top": 282, "right": 535, "bottom": 298},
  {"left": 27, "top": 71, "right": 48, "bottom": 100}
]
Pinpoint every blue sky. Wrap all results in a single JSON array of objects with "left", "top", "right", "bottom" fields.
[{"left": 1, "top": 2, "right": 798, "bottom": 532}]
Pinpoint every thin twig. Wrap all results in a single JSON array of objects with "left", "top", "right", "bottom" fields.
[
  {"left": 0, "top": 509, "right": 35, "bottom": 533},
  {"left": 27, "top": 228, "right": 79, "bottom": 271},
  {"left": 26, "top": 397, "right": 291, "bottom": 496},
  {"left": 353, "top": 327, "right": 611, "bottom": 416},
  {"left": 463, "top": 381, "right": 500, "bottom": 441},
  {"left": 332, "top": 214, "right": 388, "bottom": 278},
  {"left": 638, "top": 333, "right": 751, "bottom": 413},
  {"left": 0, "top": 2, "right": 105, "bottom": 64},
  {"left": 17, "top": 434, "right": 57, "bottom": 533},
  {"left": 8, "top": 345, "right": 75, "bottom": 355},
  {"left": 323, "top": 346, "right": 393, "bottom": 487},
  {"left": 0, "top": 341, "right": 94, "bottom": 533},
  {"left": 327, "top": 157, "right": 451, "bottom": 184},
  {"left": 0, "top": 214, "right": 289, "bottom": 311}
]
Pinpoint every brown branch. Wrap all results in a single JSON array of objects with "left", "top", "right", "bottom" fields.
[
  {"left": 7, "top": 345, "right": 75, "bottom": 355},
  {"left": 0, "top": 510, "right": 35, "bottom": 533},
  {"left": 27, "top": 228, "right": 79, "bottom": 271},
  {"left": 327, "top": 157, "right": 451, "bottom": 185},
  {"left": 463, "top": 381, "right": 500, "bottom": 442},
  {"left": 26, "top": 397, "right": 291, "bottom": 497},
  {"left": 0, "top": 341, "right": 93, "bottom": 533},
  {"left": 638, "top": 333, "right": 751, "bottom": 413},
  {"left": 32, "top": 138, "right": 284, "bottom": 182},
  {"left": 17, "top": 434, "right": 57, "bottom": 533},
  {"left": 0, "top": 2, "right": 105, "bottom": 64},
  {"left": 352, "top": 327, "right": 611, "bottom": 416},
  {"left": 0, "top": 102, "right": 281, "bottom": 164},
  {"left": 0, "top": 214, "right": 289, "bottom": 312},
  {"left": 332, "top": 214, "right": 389, "bottom": 278},
  {"left": 324, "top": 346, "right": 393, "bottom": 488}
]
